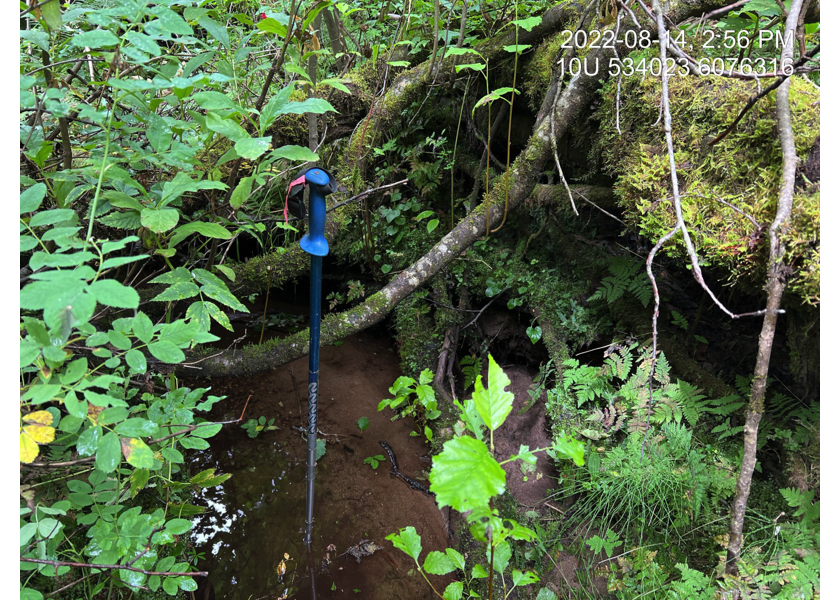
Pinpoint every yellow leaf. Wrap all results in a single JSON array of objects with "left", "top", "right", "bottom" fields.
[
  {"left": 20, "top": 433, "right": 40, "bottom": 463},
  {"left": 22, "top": 410, "right": 53, "bottom": 425},
  {"left": 24, "top": 423, "right": 55, "bottom": 444}
]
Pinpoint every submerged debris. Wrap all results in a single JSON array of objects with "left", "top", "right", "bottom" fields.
[{"left": 342, "top": 539, "right": 383, "bottom": 563}]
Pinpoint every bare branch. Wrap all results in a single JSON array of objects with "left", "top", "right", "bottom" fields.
[{"left": 19, "top": 557, "right": 207, "bottom": 578}]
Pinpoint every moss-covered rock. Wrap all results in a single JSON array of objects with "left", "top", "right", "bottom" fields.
[{"left": 593, "top": 73, "right": 820, "bottom": 305}]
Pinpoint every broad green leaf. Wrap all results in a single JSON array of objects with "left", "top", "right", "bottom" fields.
[
  {"left": 387, "top": 60, "right": 410, "bottom": 67},
  {"left": 268, "top": 145, "right": 319, "bottom": 162},
  {"left": 71, "top": 30, "right": 120, "bottom": 49},
  {"left": 140, "top": 207, "right": 180, "bottom": 233},
  {"left": 256, "top": 17, "right": 288, "bottom": 36},
  {"left": 99, "top": 210, "right": 142, "bottom": 229},
  {"left": 21, "top": 183, "right": 46, "bottom": 213},
  {"left": 20, "top": 339, "right": 40, "bottom": 368},
  {"left": 511, "top": 569, "right": 540, "bottom": 586},
  {"left": 76, "top": 425, "right": 100, "bottom": 456},
  {"left": 424, "top": 551, "right": 456, "bottom": 575},
  {"left": 206, "top": 112, "right": 248, "bottom": 142},
  {"left": 191, "top": 423, "right": 222, "bottom": 438},
  {"left": 206, "top": 302, "right": 233, "bottom": 331},
  {"left": 234, "top": 136, "right": 272, "bottom": 160},
  {"left": 61, "top": 357, "right": 87, "bottom": 385},
  {"left": 190, "top": 468, "right": 232, "bottom": 488},
  {"left": 131, "top": 468, "right": 150, "bottom": 497},
  {"left": 455, "top": 62, "right": 486, "bottom": 73},
  {"left": 96, "top": 432, "right": 122, "bottom": 473},
  {"left": 427, "top": 219, "right": 439, "bottom": 233},
  {"left": 230, "top": 176, "right": 253, "bottom": 210},
  {"left": 150, "top": 266, "right": 193, "bottom": 285},
  {"left": 165, "top": 518, "right": 193, "bottom": 535},
  {"left": 445, "top": 47, "right": 483, "bottom": 57},
  {"left": 20, "top": 588, "right": 44, "bottom": 600},
  {"left": 445, "top": 548, "right": 465, "bottom": 571},
  {"left": 126, "top": 349, "right": 147, "bottom": 373},
  {"left": 510, "top": 16, "right": 542, "bottom": 31},
  {"left": 120, "top": 437, "right": 155, "bottom": 468},
  {"left": 503, "top": 44, "right": 532, "bottom": 53},
  {"left": 279, "top": 98, "right": 337, "bottom": 115},
  {"left": 120, "top": 566, "right": 146, "bottom": 588},
  {"left": 115, "top": 418, "right": 158, "bottom": 438},
  {"left": 148, "top": 341, "right": 185, "bottom": 364},
  {"left": 260, "top": 83, "right": 296, "bottom": 131},
  {"left": 30, "top": 208, "right": 76, "bottom": 228},
  {"left": 526, "top": 326, "right": 542, "bottom": 343},
  {"left": 429, "top": 436, "right": 505, "bottom": 511},
  {"left": 40, "top": 0, "right": 62, "bottom": 30},
  {"left": 535, "top": 588, "right": 559, "bottom": 600},
  {"left": 357, "top": 417, "right": 370, "bottom": 432},
  {"left": 192, "top": 91, "right": 236, "bottom": 111},
  {"left": 179, "top": 437, "right": 210, "bottom": 450},
  {"left": 198, "top": 15, "right": 230, "bottom": 48},
  {"left": 320, "top": 78, "right": 352, "bottom": 94},
  {"left": 386, "top": 526, "right": 422, "bottom": 561},
  {"left": 133, "top": 312, "right": 154, "bottom": 344},
  {"left": 88, "top": 279, "right": 140, "bottom": 309},
  {"left": 152, "top": 281, "right": 201, "bottom": 302},
  {"left": 548, "top": 435, "right": 585, "bottom": 466},
  {"left": 160, "top": 172, "right": 226, "bottom": 206},
  {"left": 472, "top": 355, "right": 514, "bottom": 433},
  {"left": 442, "top": 581, "right": 463, "bottom": 600},
  {"left": 168, "top": 221, "right": 232, "bottom": 247},
  {"left": 488, "top": 539, "right": 511, "bottom": 574},
  {"left": 157, "top": 318, "right": 200, "bottom": 345}
]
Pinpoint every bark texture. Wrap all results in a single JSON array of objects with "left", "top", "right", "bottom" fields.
[{"left": 725, "top": 0, "right": 803, "bottom": 574}]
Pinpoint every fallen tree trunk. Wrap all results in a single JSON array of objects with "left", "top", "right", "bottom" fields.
[{"left": 180, "top": 0, "right": 734, "bottom": 378}]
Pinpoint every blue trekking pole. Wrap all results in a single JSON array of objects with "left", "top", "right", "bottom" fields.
[{"left": 287, "top": 167, "right": 337, "bottom": 550}]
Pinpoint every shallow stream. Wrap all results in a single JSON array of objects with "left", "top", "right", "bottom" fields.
[{"left": 188, "top": 330, "right": 452, "bottom": 599}]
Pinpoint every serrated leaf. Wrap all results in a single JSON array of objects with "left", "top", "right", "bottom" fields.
[
  {"left": 424, "top": 551, "right": 456, "bottom": 574},
  {"left": 140, "top": 208, "right": 180, "bottom": 233},
  {"left": 206, "top": 112, "right": 248, "bottom": 142},
  {"left": 472, "top": 355, "right": 514, "bottom": 434},
  {"left": 152, "top": 281, "right": 201, "bottom": 302},
  {"left": 99, "top": 210, "right": 142, "bottom": 229},
  {"left": 386, "top": 526, "right": 422, "bottom": 561},
  {"left": 234, "top": 136, "right": 272, "bottom": 160},
  {"left": 430, "top": 436, "right": 505, "bottom": 511}
]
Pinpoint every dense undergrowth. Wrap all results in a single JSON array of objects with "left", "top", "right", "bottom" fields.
[{"left": 20, "top": 0, "right": 818, "bottom": 598}]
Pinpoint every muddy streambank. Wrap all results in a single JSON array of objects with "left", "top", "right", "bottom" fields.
[{"left": 188, "top": 332, "right": 453, "bottom": 599}]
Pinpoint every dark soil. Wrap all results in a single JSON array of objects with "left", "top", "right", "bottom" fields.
[{"left": 189, "top": 332, "right": 453, "bottom": 599}]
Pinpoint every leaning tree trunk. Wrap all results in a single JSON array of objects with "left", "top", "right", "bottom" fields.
[
  {"left": 180, "top": 0, "right": 734, "bottom": 379},
  {"left": 725, "top": 0, "right": 803, "bottom": 575}
]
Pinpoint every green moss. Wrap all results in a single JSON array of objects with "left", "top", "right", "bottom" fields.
[{"left": 593, "top": 74, "right": 820, "bottom": 304}]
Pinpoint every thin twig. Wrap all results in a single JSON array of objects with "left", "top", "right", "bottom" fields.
[
  {"left": 327, "top": 179, "right": 409, "bottom": 212},
  {"left": 702, "top": 0, "right": 750, "bottom": 19},
  {"left": 709, "top": 44, "right": 820, "bottom": 146}
]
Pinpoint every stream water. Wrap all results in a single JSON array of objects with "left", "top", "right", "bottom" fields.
[{"left": 188, "top": 325, "right": 452, "bottom": 599}]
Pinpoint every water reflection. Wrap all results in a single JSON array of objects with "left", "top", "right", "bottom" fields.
[{"left": 191, "top": 435, "right": 311, "bottom": 599}]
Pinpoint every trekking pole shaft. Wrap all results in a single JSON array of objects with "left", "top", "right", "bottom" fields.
[{"left": 304, "top": 254, "right": 322, "bottom": 549}]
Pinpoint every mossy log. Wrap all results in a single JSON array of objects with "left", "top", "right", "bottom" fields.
[{"left": 181, "top": 0, "right": 740, "bottom": 378}]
